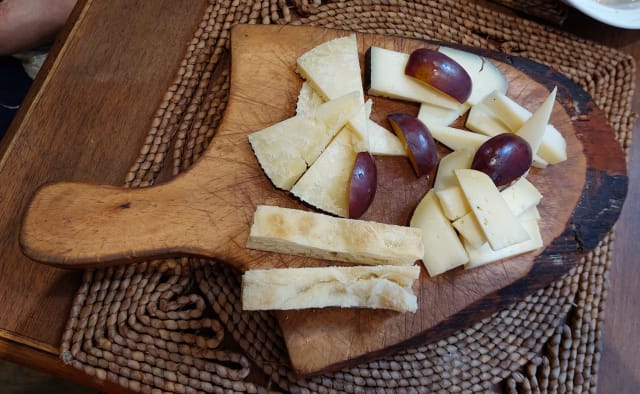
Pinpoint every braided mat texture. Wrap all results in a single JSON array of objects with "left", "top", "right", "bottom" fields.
[{"left": 60, "top": 1, "right": 635, "bottom": 392}]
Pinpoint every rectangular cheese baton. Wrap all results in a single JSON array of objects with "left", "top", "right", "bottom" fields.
[
  {"left": 242, "top": 265, "right": 420, "bottom": 312},
  {"left": 247, "top": 205, "right": 423, "bottom": 266}
]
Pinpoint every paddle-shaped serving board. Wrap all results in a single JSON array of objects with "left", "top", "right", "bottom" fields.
[{"left": 21, "top": 25, "right": 626, "bottom": 375}]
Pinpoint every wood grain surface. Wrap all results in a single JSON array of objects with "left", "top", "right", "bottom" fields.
[
  {"left": 0, "top": 0, "right": 637, "bottom": 390},
  {"left": 17, "top": 24, "right": 626, "bottom": 375}
]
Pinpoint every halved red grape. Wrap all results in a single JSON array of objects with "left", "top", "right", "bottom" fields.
[
  {"left": 387, "top": 113, "right": 439, "bottom": 177},
  {"left": 471, "top": 133, "right": 532, "bottom": 186},
  {"left": 349, "top": 152, "right": 377, "bottom": 219},
  {"left": 405, "top": 48, "right": 472, "bottom": 104}
]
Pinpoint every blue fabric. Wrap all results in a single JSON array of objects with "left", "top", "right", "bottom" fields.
[{"left": 0, "top": 56, "right": 32, "bottom": 140}]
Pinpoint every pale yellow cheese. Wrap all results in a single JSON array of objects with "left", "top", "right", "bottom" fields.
[
  {"left": 433, "top": 149, "right": 474, "bottom": 191},
  {"left": 366, "top": 46, "right": 460, "bottom": 109},
  {"left": 465, "top": 103, "right": 511, "bottom": 136},
  {"left": 479, "top": 90, "right": 566, "bottom": 164},
  {"left": 464, "top": 219, "right": 542, "bottom": 268},
  {"left": 429, "top": 125, "right": 488, "bottom": 152},
  {"left": 242, "top": 265, "right": 420, "bottom": 312},
  {"left": 290, "top": 128, "right": 356, "bottom": 217},
  {"left": 295, "top": 81, "right": 324, "bottom": 117},
  {"left": 438, "top": 46, "right": 508, "bottom": 105},
  {"left": 417, "top": 102, "right": 470, "bottom": 128},
  {"left": 435, "top": 186, "right": 471, "bottom": 221},
  {"left": 367, "top": 119, "right": 407, "bottom": 156},
  {"left": 455, "top": 169, "right": 530, "bottom": 251},
  {"left": 297, "top": 34, "right": 370, "bottom": 151},
  {"left": 410, "top": 190, "right": 468, "bottom": 276},
  {"left": 247, "top": 205, "right": 424, "bottom": 266},
  {"left": 452, "top": 177, "right": 542, "bottom": 247},
  {"left": 248, "top": 91, "right": 361, "bottom": 190},
  {"left": 452, "top": 213, "right": 485, "bottom": 249},
  {"left": 515, "top": 88, "right": 557, "bottom": 156}
]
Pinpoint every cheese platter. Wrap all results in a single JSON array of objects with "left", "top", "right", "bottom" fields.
[{"left": 20, "top": 25, "right": 626, "bottom": 375}]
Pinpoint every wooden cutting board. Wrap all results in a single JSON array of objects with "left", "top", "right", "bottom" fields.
[{"left": 20, "top": 24, "right": 627, "bottom": 375}]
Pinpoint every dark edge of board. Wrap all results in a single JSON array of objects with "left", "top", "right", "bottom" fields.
[{"left": 303, "top": 40, "right": 629, "bottom": 376}]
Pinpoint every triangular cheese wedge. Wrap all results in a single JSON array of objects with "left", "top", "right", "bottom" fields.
[
  {"left": 297, "top": 35, "right": 369, "bottom": 151},
  {"left": 455, "top": 169, "right": 530, "bottom": 251},
  {"left": 516, "top": 87, "right": 557, "bottom": 155},
  {"left": 290, "top": 128, "right": 357, "bottom": 217},
  {"left": 418, "top": 101, "right": 470, "bottom": 128},
  {"left": 249, "top": 91, "right": 361, "bottom": 190},
  {"left": 410, "top": 190, "right": 468, "bottom": 276}
]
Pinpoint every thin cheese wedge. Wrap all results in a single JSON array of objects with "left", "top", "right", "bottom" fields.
[
  {"left": 429, "top": 125, "right": 489, "bottom": 152},
  {"left": 433, "top": 149, "right": 474, "bottom": 191},
  {"left": 410, "top": 190, "right": 468, "bottom": 276},
  {"left": 248, "top": 91, "right": 360, "bottom": 190},
  {"left": 290, "top": 128, "right": 356, "bottom": 217},
  {"left": 365, "top": 46, "right": 460, "bottom": 109},
  {"left": 242, "top": 265, "right": 420, "bottom": 312},
  {"left": 464, "top": 219, "right": 542, "bottom": 268},
  {"left": 478, "top": 90, "right": 566, "bottom": 164},
  {"left": 417, "top": 101, "right": 470, "bottom": 128},
  {"left": 247, "top": 205, "right": 424, "bottom": 266},
  {"left": 455, "top": 169, "right": 530, "bottom": 251},
  {"left": 452, "top": 177, "right": 542, "bottom": 247},
  {"left": 297, "top": 35, "right": 369, "bottom": 151},
  {"left": 435, "top": 186, "right": 471, "bottom": 221}
]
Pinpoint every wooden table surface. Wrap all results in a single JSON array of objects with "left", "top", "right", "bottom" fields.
[{"left": 0, "top": 0, "right": 637, "bottom": 392}]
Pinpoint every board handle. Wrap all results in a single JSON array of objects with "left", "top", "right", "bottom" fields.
[{"left": 20, "top": 181, "right": 235, "bottom": 269}]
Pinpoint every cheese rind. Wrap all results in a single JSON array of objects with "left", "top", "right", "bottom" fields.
[
  {"left": 247, "top": 205, "right": 424, "bottom": 266},
  {"left": 410, "top": 190, "right": 468, "bottom": 276},
  {"left": 455, "top": 169, "right": 530, "bottom": 251},
  {"left": 366, "top": 46, "right": 460, "bottom": 109},
  {"left": 290, "top": 128, "right": 356, "bottom": 217},
  {"left": 242, "top": 265, "right": 420, "bottom": 312}
]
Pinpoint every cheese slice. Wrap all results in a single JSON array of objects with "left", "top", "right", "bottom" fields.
[
  {"left": 410, "top": 190, "right": 468, "bottom": 276},
  {"left": 435, "top": 186, "right": 471, "bottom": 221},
  {"left": 368, "top": 119, "right": 407, "bottom": 156},
  {"left": 478, "top": 90, "right": 566, "bottom": 164},
  {"left": 242, "top": 265, "right": 420, "bottom": 313},
  {"left": 417, "top": 101, "right": 470, "bottom": 128},
  {"left": 365, "top": 46, "right": 460, "bottom": 109},
  {"left": 247, "top": 205, "right": 424, "bottom": 266},
  {"left": 429, "top": 125, "right": 488, "bottom": 152},
  {"left": 438, "top": 46, "right": 509, "bottom": 105},
  {"left": 297, "top": 35, "right": 369, "bottom": 151},
  {"left": 290, "top": 128, "right": 356, "bottom": 217},
  {"left": 248, "top": 91, "right": 361, "bottom": 190},
  {"left": 464, "top": 219, "right": 543, "bottom": 268},
  {"left": 465, "top": 104, "right": 511, "bottom": 136},
  {"left": 433, "top": 149, "right": 474, "bottom": 191},
  {"left": 455, "top": 169, "right": 530, "bottom": 251},
  {"left": 452, "top": 213, "right": 485, "bottom": 249},
  {"left": 516, "top": 87, "right": 557, "bottom": 156},
  {"left": 452, "top": 177, "right": 542, "bottom": 247}
]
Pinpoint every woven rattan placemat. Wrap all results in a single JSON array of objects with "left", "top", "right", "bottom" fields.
[{"left": 59, "top": 1, "right": 635, "bottom": 392}]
